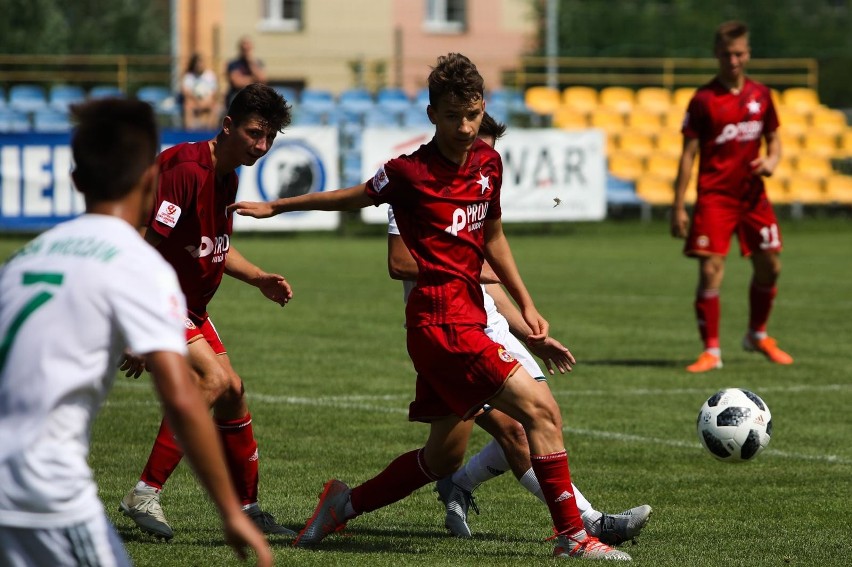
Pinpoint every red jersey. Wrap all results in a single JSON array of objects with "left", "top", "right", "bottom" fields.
[
  {"left": 366, "top": 138, "right": 503, "bottom": 328},
  {"left": 148, "top": 141, "right": 238, "bottom": 319},
  {"left": 683, "top": 78, "right": 779, "bottom": 199}
]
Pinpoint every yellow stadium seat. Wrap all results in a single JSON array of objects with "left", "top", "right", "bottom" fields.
[
  {"left": 635, "top": 174, "right": 674, "bottom": 205},
  {"left": 825, "top": 174, "right": 852, "bottom": 204},
  {"left": 763, "top": 176, "right": 792, "bottom": 204},
  {"left": 552, "top": 106, "right": 589, "bottom": 130},
  {"left": 664, "top": 107, "right": 687, "bottom": 131},
  {"left": 525, "top": 86, "right": 561, "bottom": 116},
  {"left": 627, "top": 107, "right": 663, "bottom": 134},
  {"left": 645, "top": 153, "right": 679, "bottom": 181},
  {"left": 616, "top": 129, "right": 655, "bottom": 159},
  {"left": 777, "top": 110, "right": 809, "bottom": 136},
  {"left": 590, "top": 107, "right": 626, "bottom": 136},
  {"left": 655, "top": 129, "right": 683, "bottom": 158},
  {"left": 801, "top": 131, "right": 839, "bottom": 159},
  {"left": 782, "top": 87, "right": 820, "bottom": 113},
  {"left": 794, "top": 153, "right": 834, "bottom": 179},
  {"left": 810, "top": 107, "right": 848, "bottom": 136},
  {"left": 608, "top": 151, "right": 644, "bottom": 181},
  {"left": 786, "top": 174, "right": 828, "bottom": 204},
  {"left": 777, "top": 130, "right": 803, "bottom": 154},
  {"left": 635, "top": 87, "right": 672, "bottom": 114},
  {"left": 839, "top": 129, "right": 852, "bottom": 158},
  {"left": 673, "top": 87, "right": 696, "bottom": 109},
  {"left": 599, "top": 86, "right": 635, "bottom": 114},
  {"left": 773, "top": 157, "right": 795, "bottom": 181},
  {"left": 562, "top": 86, "right": 598, "bottom": 114}
]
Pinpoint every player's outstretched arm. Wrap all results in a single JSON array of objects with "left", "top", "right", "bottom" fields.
[
  {"left": 145, "top": 351, "right": 272, "bottom": 567},
  {"left": 229, "top": 184, "right": 372, "bottom": 218}
]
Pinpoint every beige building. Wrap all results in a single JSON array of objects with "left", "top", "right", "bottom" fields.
[{"left": 177, "top": 0, "right": 537, "bottom": 96}]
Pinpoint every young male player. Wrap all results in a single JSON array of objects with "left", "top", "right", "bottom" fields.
[
  {"left": 389, "top": 113, "right": 652, "bottom": 544},
  {"left": 671, "top": 20, "right": 793, "bottom": 373},
  {"left": 119, "top": 83, "right": 296, "bottom": 539},
  {"left": 0, "top": 98, "right": 271, "bottom": 567},
  {"left": 232, "top": 53, "right": 631, "bottom": 561}
]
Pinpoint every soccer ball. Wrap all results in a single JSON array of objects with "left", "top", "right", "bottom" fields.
[{"left": 696, "top": 388, "right": 772, "bottom": 462}]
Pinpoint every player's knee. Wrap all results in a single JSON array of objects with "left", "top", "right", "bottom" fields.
[
  {"left": 495, "top": 419, "right": 528, "bottom": 453},
  {"left": 196, "top": 365, "right": 231, "bottom": 400}
]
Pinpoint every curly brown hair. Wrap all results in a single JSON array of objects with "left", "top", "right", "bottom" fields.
[
  {"left": 427, "top": 53, "right": 484, "bottom": 107},
  {"left": 227, "top": 83, "right": 292, "bottom": 133}
]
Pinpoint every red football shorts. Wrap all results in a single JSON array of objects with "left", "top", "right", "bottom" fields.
[
  {"left": 685, "top": 191, "right": 782, "bottom": 258},
  {"left": 406, "top": 324, "right": 521, "bottom": 422},
  {"left": 184, "top": 315, "right": 227, "bottom": 355}
]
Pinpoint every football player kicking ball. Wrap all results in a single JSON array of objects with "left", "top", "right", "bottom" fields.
[
  {"left": 119, "top": 83, "right": 296, "bottom": 540},
  {"left": 389, "top": 113, "right": 652, "bottom": 545},
  {"left": 0, "top": 99, "right": 271, "bottom": 567},
  {"left": 671, "top": 20, "right": 793, "bottom": 373},
  {"left": 232, "top": 53, "right": 631, "bottom": 561}
]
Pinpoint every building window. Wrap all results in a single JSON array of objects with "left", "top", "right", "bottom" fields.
[
  {"left": 259, "top": 0, "right": 303, "bottom": 32},
  {"left": 424, "top": 0, "right": 466, "bottom": 33}
]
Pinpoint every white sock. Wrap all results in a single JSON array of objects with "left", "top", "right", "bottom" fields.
[
  {"left": 452, "top": 438, "right": 509, "bottom": 492},
  {"left": 135, "top": 480, "right": 158, "bottom": 493},
  {"left": 572, "top": 483, "right": 594, "bottom": 516},
  {"left": 706, "top": 347, "right": 722, "bottom": 357},
  {"left": 518, "top": 467, "right": 545, "bottom": 503}
]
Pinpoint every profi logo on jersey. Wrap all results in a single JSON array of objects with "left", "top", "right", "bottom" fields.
[
  {"left": 445, "top": 202, "right": 489, "bottom": 236},
  {"left": 185, "top": 234, "right": 230, "bottom": 263},
  {"left": 714, "top": 120, "right": 763, "bottom": 145}
]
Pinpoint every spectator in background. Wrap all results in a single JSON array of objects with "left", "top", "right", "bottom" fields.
[
  {"left": 226, "top": 37, "right": 267, "bottom": 108},
  {"left": 181, "top": 54, "right": 221, "bottom": 130}
]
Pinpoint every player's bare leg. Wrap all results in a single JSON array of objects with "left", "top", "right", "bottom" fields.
[
  {"left": 687, "top": 255, "right": 725, "bottom": 372},
  {"left": 744, "top": 251, "right": 792, "bottom": 364},
  {"left": 488, "top": 368, "right": 630, "bottom": 560}
]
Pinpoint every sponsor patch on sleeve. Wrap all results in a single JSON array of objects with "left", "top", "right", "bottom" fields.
[
  {"left": 372, "top": 165, "right": 389, "bottom": 193},
  {"left": 155, "top": 200, "right": 181, "bottom": 228}
]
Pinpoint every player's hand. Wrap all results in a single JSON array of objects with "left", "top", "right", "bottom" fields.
[
  {"left": 670, "top": 207, "right": 690, "bottom": 239},
  {"left": 750, "top": 156, "right": 777, "bottom": 177},
  {"left": 527, "top": 336, "right": 576, "bottom": 375},
  {"left": 522, "top": 307, "right": 549, "bottom": 344},
  {"left": 221, "top": 511, "right": 273, "bottom": 566},
  {"left": 228, "top": 201, "right": 276, "bottom": 218},
  {"left": 254, "top": 273, "right": 293, "bottom": 306},
  {"left": 119, "top": 350, "right": 146, "bottom": 379}
]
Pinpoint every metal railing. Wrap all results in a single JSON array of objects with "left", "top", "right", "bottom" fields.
[
  {"left": 509, "top": 56, "right": 818, "bottom": 90},
  {"left": 0, "top": 54, "right": 172, "bottom": 92}
]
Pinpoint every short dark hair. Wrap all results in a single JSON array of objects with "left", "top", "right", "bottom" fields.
[
  {"left": 714, "top": 20, "right": 749, "bottom": 50},
  {"left": 479, "top": 112, "right": 507, "bottom": 141},
  {"left": 227, "top": 83, "right": 292, "bottom": 133},
  {"left": 70, "top": 98, "right": 158, "bottom": 202},
  {"left": 428, "top": 53, "right": 484, "bottom": 107}
]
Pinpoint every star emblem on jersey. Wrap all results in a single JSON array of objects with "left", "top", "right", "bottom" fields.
[
  {"left": 746, "top": 100, "right": 761, "bottom": 114},
  {"left": 476, "top": 172, "right": 490, "bottom": 194}
]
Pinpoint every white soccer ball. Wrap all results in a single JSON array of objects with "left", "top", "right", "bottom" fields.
[{"left": 697, "top": 388, "right": 772, "bottom": 462}]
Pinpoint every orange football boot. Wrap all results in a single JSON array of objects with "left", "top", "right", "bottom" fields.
[
  {"left": 686, "top": 351, "right": 723, "bottom": 373},
  {"left": 743, "top": 335, "right": 793, "bottom": 365}
]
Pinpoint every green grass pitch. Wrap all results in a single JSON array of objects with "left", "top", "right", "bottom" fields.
[{"left": 1, "top": 217, "right": 849, "bottom": 566}]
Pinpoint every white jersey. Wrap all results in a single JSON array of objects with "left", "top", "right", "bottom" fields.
[
  {"left": 387, "top": 207, "right": 542, "bottom": 378},
  {"left": 0, "top": 214, "right": 187, "bottom": 528}
]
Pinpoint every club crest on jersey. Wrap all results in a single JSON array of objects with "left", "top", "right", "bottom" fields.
[
  {"left": 696, "top": 235, "right": 710, "bottom": 249},
  {"left": 497, "top": 347, "right": 515, "bottom": 363},
  {"left": 184, "top": 318, "right": 197, "bottom": 330},
  {"left": 155, "top": 201, "right": 181, "bottom": 228},
  {"left": 372, "top": 165, "right": 390, "bottom": 193},
  {"left": 444, "top": 202, "right": 489, "bottom": 236}
]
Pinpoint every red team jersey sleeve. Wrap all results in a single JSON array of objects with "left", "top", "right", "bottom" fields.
[
  {"left": 149, "top": 144, "right": 197, "bottom": 239},
  {"left": 366, "top": 139, "right": 503, "bottom": 327},
  {"left": 683, "top": 78, "right": 779, "bottom": 199}
]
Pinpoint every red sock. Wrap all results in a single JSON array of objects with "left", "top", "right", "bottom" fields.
[
  {"left": 748, "top": 281, "right": 777, "bottom": 334},
  {"left": 694, "top": 289, "right": 720, "bottom": 350},
  {"left": 140, "top": 419, "right": 184, "bottom": 490},
  {"left": 531, "top": 451, "right": 583, "bottom": 535},
  {"left": 350, "top": 448, "right": 438, "bottom": 515},
  {"left": 216, "top": 413, "right": 259, "bottom": 506}
]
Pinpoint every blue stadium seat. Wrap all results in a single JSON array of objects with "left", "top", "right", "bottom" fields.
[
  {"left": 402, "top": 106, "right": 432, "bottom": 128},
  {"left": 49, "top": 85, "right": 86, "bottom": 111},
  {"left": 0, "top": 108, "right": 32, "bottom": 133},
  {"left": 292, "top": 107, "right": 325, "bottom": 126},
  {"left": 271, "top": 85, "right": 299, "bottom": 105},
  {"left": 338, "top": 88, "right": 374, "bottom": 113},
  {"left": 414, "top": 87, "right": 431, "bottom": 108},
  {"left": 33, "top": 108, "right": 72, "bottom": 133},
  {"left": 376, "top": 87, "right": 412, "bottom": 114},
  {"left": 488, "top": 88, "right": 524, "bottom": 110},
  {"left": 0, "top": 87, "right": 5, "bottom": 110},
  {"left": 9, "top": 84, "right": 48, "bottom": 113},
  {"left": 88, "top": 85, "right": 124, "bottom": 100},
  {"left": 300, "top": 88, "right": 336, "bottom": 115},
  {"left": 364, "top": 107, "right": 402, "bottom": 128},
  {"left": 136, "top": 85, "right": 171, "bottom": 108}
]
